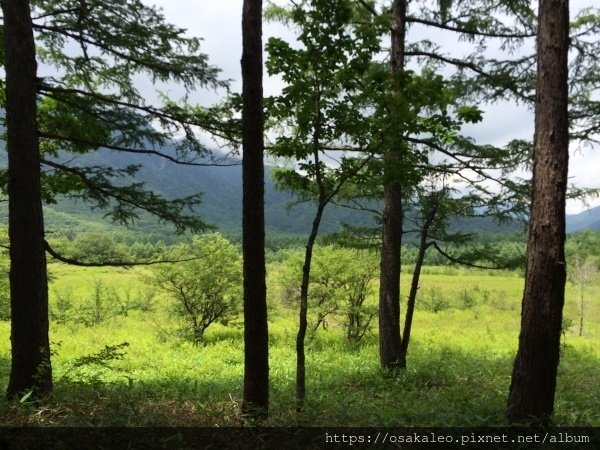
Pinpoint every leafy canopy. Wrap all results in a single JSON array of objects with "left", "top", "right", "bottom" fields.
[
  {"left": 149, "top": 234, "right": 242, "bottom": 344},
  {"left": 1, "top": 0, "right": 238, "bottom": 233}
]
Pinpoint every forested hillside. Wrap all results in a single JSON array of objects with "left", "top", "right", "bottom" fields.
[
  {"left": 566, "top": 206, "right": 600, "bottom": 232},
  {"left": 2, "top": 146, "right": 597, "bottom": 239},
  {"left": 2, "top": 142, "right": 533, "bottom": 238}
]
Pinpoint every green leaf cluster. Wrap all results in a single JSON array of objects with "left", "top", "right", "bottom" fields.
[
  {"left": 276, "top": 245, "right": 378, "bottom": 341},
  {"left": 1, "top": 0, "right": 235, "bottom": 234},
  {"left": 148, "top": 234, "right": 242, "bottom": 344}
]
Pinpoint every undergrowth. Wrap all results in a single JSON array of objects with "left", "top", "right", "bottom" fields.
[{"left": 0, "top": 265, "right": 598, "bottom": 427}]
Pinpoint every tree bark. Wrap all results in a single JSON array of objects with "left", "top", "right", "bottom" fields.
[
  {"left": 296, "top": 201, "right": 326, "bottom": 412},
  {"left": 400, "top": 213, "right": 434, "bottom": 363},
  {"left": 506, "top": 0, "right": 569, "bottom": 424},
  {"left": 241, "top": 0, "right": 269, "bottom": 419},
  {"left": 379, "top": 0, "right": 407, "bottom": 370},
  {"left": 2, "top": 0, "right": 52, "bottom": 398}
]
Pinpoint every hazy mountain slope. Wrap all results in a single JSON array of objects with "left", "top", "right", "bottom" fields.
[
  {"left": 565, "top": 206, "right": 600, "bottom": 232},
  {"left": 2, "top": 140, "right": 598, "bottom": 237},
  {"left": 40, "top": 145, "right": 378, "bottom": 235}
]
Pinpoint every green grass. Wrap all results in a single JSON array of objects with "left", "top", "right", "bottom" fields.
[{"left": 0, "top": 263, "right": 598, "bottom": 426}]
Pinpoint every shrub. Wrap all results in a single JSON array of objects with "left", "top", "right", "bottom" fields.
[
  {"left": 421, "top": 287, "right": 450, "bottom": 313},
  {"left": 148, "top": 234, "right": 242, "bottom": 345},
  {"left": 277, "top": 246, "right": 378, "bottom": 342}
]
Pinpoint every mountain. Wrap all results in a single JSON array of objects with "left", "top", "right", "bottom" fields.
[
  {"left": 0, "top": 143, "right": 377, "bottom": 238},
  {"left": 2, "top": 141, "right": 598, "bottom": 239},
  {"left": 566, "top": 206, "right": 600, "bottom": 232},
  {"left": 61, "top": 146, "right": 377, "bottom": 235}
]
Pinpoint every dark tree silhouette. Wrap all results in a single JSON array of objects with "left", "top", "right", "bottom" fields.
[
  {"left": 378, "top": 0, "right": 407, "bottom": 370},
  {"left": 2, "top": 0, "right": 52, "bottom": 398},
  {"left": 241, "top": 0, "right": 269, "bottom": 419},
  {"left": 1, "top": 0, "right": 230, "bottom": 399},
  {"left": 507, "top": 0, "right": 570, "bottom": 424}
]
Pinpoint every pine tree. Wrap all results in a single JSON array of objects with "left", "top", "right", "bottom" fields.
[
  {"left": 507, "top": 0, "right": 570, "bottom": 424},
  {"left": 241, "top": 0, "right": 269, "bottom": 419},
  {"left": 1, "top": 0, "right": 231, "bottom": 397},
  {"left": 2, "top": 0, "right": 52, "bottom": 398}
]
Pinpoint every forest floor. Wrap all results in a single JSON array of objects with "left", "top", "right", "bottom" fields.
[{"left": 0, "top": 264, "right": 598, "bottom": 427}]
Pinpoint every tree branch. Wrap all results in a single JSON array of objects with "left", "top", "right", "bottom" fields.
[
  {"left": 44, "top": 240, "right": 204, "bottom": 267},
  {"left": 429, "top": 241, "right": 509, "bottom": 270},
  {"left": 406, "top": 17, "right": 535, "bottom": 39},
  {"left": 39, "top": 131, "right": 240, "bottom": 167}
]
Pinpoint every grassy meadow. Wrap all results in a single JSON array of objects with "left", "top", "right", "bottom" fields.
[{"left": 0, "top": 260, "right": 598, "bottom": 427}]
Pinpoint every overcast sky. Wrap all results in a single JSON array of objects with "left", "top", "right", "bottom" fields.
[{"left": 143, "top": 0, "right": 599, "bottom": 214}]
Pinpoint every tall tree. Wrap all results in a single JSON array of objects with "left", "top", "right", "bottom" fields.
[
  {"left": 241, "top": 0, "right": 269, "bottom": 419},
  {"left": 1, "top": 0, "right": 230, "bottom": 398},
  {"left": 266, "top": 0, "right": 473, "bottom": 406},
  {"left": 265, "top": 0, "right": 382, "bottom": 410},
  {"left": 507, "top": 0, "right": 570, "bottom": 424},
  {"left": 378, "top": 0, "right": 407, "bottom": 370},
  {"left": 26, "top": 0, "right": 232, "bottom": 231},
  {"left": 2, "top": 0, "right": 52, "bottom": 398},
  {"left": 351, "top": 0, "right": 538, "bottom": 372}
]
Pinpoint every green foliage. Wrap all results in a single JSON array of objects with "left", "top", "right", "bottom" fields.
[
  {"left": 1, "top": 0, "right": 233, "bottom": 235},
  {"left": 566, "top": 231, "right": 600, "bottom": 265},
  {"left": 265, "top": 0, "right": 385, "bottom": 205},
  {"left": 50, "top": 279, "right": 155, "bottom": 326},
  {"left": 60, "top": 342, "right": 130, "bottom": 386},
  {"left": 277, "top": 246, "right": 378, "bottom": 342},
  {"left": 420, "top": 287, "right": 450, "bottom": 313},
  {"left": 50, "top": 288, "right": 76, "bottom": 325},
  {"left": 0, "top": 264, "right": 598, "bottom": 426},
  {"left": 68, "top": 232, "right": 129, "bottom": 264},
  {"left": 81, "top": 280, "right": 124, "bottom": 326},
  {"left": 264, "top": 1, "right": 530, "bottom": 261},
  {"left": 568, "top": 7, "right": 600, "bottom": 143},
  {"left": 568, "top": 254, "right": 598, "bottom": 337},
  {"left": 148, "top": 234, "right": 242, "bottom": 344},
  {"left": 458, "top": 288, "right": 477, "bottom": 309}
]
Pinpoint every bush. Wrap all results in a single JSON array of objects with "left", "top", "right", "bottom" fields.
[
  {"left": 277, "top": 246, "right": 378, "bottom": 342},
  {"left": 420, "top": 287, "right": 450, "bottom": 313},
  {"left": 50, "top": 282, "right": 156, "bottom": 325},
  {"left": 148, "top": 234, "right": 242, "bottom": 345},
  {"left": 459, "top": 288, "right": 477, "bottom": 309},
  {"left": 69, "top": 232, "right": 129, "bottom": 263}
]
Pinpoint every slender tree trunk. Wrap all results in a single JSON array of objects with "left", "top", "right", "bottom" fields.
[
  {"left": 506, "top": 0, "right": 569, "bottom": 424},
  {"left": 2, "top": 0, "right": 52, "bottom": 398},
  {"left": 296, "top": 202, "right": 326, "bottom": 412},
  {"left": 241, "top": 0, "right": 269, "bottom": 419},
  {"left": 578, "top": 287, "right": 584, "bottom": 337},
  {"left": 400, "top": 216, "right": 433, "bottom": 364},
  {"left": 379, "top": 0, "right": 407, "bottom": 370}
]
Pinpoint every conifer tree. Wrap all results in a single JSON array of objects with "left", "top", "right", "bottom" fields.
[
  {"left": 1, "top": 0, "right": 231, "bottom": 397},
  {"left": 241, "top": 0, "right": 269, "bottom": 419},
  {"left": 507, "top": 0, "right": 570, "bottom": 424},
  {"left": 2, "top": 0, "right": 52, "bottom": 398}
]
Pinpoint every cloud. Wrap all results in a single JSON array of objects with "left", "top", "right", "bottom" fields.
[
  {"left": 461, "top": 103, "right": 534, "bottom": 146},
  {"left": 147, "top": 0, "right": 289, "bottom": 102},
  {"left": 145, "top": 0, "right": 599, "bottom": 213},
  {"left": 567, "top": 144, "right": 600, "bottom": 214}
]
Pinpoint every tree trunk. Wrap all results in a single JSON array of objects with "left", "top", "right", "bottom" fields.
[
  {"left": 378, "top": 0, "right": 407, "bottom": 370},
  {"left": 241, "top": 0, "right": 269, "bottom": 419},
  {"left": 506, "top": 0, "right": 569, "bottom": 424},
  {"left": 2, "top": 0, "right": 52, "bottom": 398},
  {"left": 400, "top": 215, "right": 433, "bottom": 364},
  {"left": 296, "top": 202, "right": 326, "bottom": 412}
]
